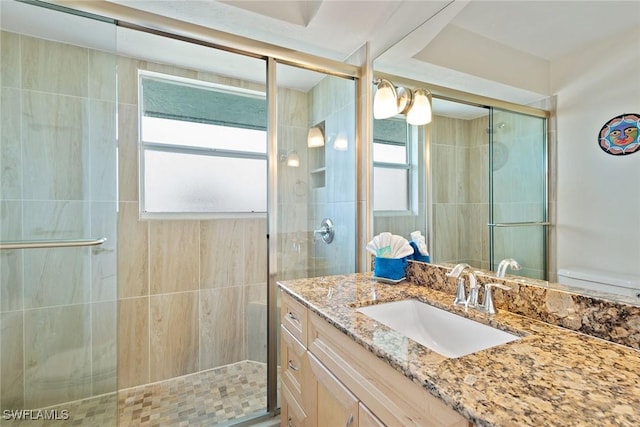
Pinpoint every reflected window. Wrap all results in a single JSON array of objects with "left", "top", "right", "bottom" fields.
[
  {"left": 373, "top": 118, "right": 410, "bottom": 212},
  {"left": 139, "top": 71, "right": 267, "bottom": 215}
]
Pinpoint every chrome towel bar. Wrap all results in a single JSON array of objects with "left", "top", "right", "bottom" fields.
[
  {"left": 0, "top": 237, "right": 107, "bottom": 250},
  {"left": 488, "top": 222, "right": 549, "bottom": 228}
]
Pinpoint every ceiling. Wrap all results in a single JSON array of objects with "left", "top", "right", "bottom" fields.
[
  {"left": 3, "top": 0, "right": 638, "bottom": 114},
  {"left": 104, "top": 0, "right": 638, "bottom": 108}
]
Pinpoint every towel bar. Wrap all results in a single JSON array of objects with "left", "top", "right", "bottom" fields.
[{"left": 0, "top": 237, "right": 107, "bottom": 250}]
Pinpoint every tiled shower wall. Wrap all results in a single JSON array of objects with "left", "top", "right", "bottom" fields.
[
  {"left": 277, "top": 84, "right": 311, "bottom": 281},
  {"left": 116, "top": 56, "right": 269, "bottom": 389},
  {"left": 308, "top": 76, "right": 356, "bottom": 277},
  {"left": 0, "top": 31, "right": 118, "bottom": 409},
  {"left": 431, "top": 114, "right": 490, "bottom": 269}
]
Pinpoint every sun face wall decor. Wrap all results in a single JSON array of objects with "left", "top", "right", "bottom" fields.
[{"left": 598, "top": 113, "right": 640, "bottom": 156}]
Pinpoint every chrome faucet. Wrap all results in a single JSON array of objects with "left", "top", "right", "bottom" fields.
[
  {"left": 496, "top": 258, "right": 521, "bottom": 278},
  {"left": 446, "top": 263, "right": 479, "bottom": 309},
  {"left": 479, "top": 283, "right": 511, "bottom": 315}
]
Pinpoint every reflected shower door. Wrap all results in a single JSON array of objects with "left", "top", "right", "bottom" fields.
[{"left": 489, "top": 109, "right": 548, "bottom": 279}]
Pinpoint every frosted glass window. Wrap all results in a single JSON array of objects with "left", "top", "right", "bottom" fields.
[
  {"left": 144, "top": 150, "right": 266, "bottom": 213},
  {"left": 142, "top": 117, "right": 266, "bottom": 154},
  {"left": 373, "top": 167, "right": 408, "bottom": 211},
  {"left": 373, "top": 143, "right": 406, "bottom": 164},
  {"left": 139, "top": 71, "right": 267, "bottom": 215},
  {"left": 372, "top": 117, "right": 410, "bottom": 212}
]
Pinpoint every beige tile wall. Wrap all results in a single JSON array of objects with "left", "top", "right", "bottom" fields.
[
  {"left": 0, "top": 31, "right": 118, "bottom": 410},
  {"left": 431, "top": 114, "right": 489, "bottom": 269},
  {"left": 308, "top": 75, "right": 357, "bottom": 277},
  {"left": 116, "top": 56, "right": 269, "bottom": 389},
  {"left": 0, "top": 31, "right": 270, "bottom": 408}
]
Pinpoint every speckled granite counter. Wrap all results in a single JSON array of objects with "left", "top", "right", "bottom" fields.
[{"left": 277, "top": 273, "right": 640, "bottom": 427}]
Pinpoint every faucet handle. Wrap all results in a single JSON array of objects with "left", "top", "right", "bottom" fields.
[
  {"left": 480, "top": 283, "right": 511, "bottom": 315},
  {"left": 453, "top": 277, "right": 467, "bottom": 306}
]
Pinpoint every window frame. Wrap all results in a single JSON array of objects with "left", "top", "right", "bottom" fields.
[
  {"left": 137, "top": 70, "right": 268, "bottom": 220},
  {"left": 373, "top": 122, "right": 413, "bottom": 216}
]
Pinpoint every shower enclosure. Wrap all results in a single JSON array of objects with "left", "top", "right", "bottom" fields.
[
  {"left": 1, "top": 1, "right": 358, "bottom": 425},
  {"left": 430, "top": 98, "right": 548, "bottom": 279}
]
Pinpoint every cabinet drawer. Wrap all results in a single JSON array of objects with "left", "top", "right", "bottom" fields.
[
  {"left": 281, "top": 325, "right": 306, "bottom": 400},
  {"left": 281, "top": 292, "right": 308, "bottom": 346}
]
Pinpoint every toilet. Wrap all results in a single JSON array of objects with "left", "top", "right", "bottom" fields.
[{"left": 557, "top": 267, "right": 640, "bottom": 299}]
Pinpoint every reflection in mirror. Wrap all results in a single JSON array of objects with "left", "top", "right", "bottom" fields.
[
  {"left": 372, "top": 117, "right": 426, "bottom": 242},
  {"left": 430, "top": 99, "right": 491, "bottom": 270},
  {"left": 431, "top": 99, "right": 547, "bottom": 281}
]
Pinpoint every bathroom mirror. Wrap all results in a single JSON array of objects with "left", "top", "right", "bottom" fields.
[{"left": 371, "top": 1, "right": 640, "bottom": 304}]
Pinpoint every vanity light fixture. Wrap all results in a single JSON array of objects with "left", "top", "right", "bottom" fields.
[
  {"left": 280, "top": 150, "right": 300, "bottom": 167},
  {"left": 307, "top": 124, "right": 325, "bottom": 147},
  {"left": 373, "top": 79, "right": 400, "bottom": 119},
  {"left": 373, "top": 79, "right": 432, "bottom": 125},
  {"left": 406, "top": 88, "right": 432, "bottom": 126}
]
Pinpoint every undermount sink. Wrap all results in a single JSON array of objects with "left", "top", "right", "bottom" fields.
[{"left": 356, "top": 299, "right": 520, "bottom": 358}]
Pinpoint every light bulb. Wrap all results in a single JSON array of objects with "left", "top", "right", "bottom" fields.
[
  {"left": 406, "top": 88, "right": 432, "bottom": 126},
  {"left": 373, "top": 80, "right": 398, "bottom": 119}
]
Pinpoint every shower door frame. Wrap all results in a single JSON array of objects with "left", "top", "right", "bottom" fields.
[
  {"left": 488, "top": 108, "right": 550, "bottom": 280},
  {"left": 47, "top": 2, "right": 360, "bottom": 424}
]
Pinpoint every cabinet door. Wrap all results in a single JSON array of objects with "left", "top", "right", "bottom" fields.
[
  {"left": 309, "top": 353, "right": 358, "bottom": 427},
  {"left": 281, "top": 383, "right": 309, "bottom": 427},
  {"left": 359, "top": 403, "right": 385, "bottom": 427}
]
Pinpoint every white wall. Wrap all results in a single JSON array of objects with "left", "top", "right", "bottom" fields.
[{"left": 552, "top": 26, "right": 640, "bottom": 277}]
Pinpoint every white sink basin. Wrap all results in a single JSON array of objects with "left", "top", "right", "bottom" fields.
[{"left": 357, "top": 299, "right": 520, "bottom": 358}]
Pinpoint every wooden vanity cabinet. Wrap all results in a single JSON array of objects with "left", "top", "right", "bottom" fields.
[
  {"left": 280, "top": 291, "right": 470, "bottom": 427},
  {"left": 281, "top": 293, "right": 312, "bottom": 427},
  {"left": 309, "top": 352, "right": 359, "bottom": 426},
  {"left": 359, "top": 403, "right": 385, "bottom": 427}
]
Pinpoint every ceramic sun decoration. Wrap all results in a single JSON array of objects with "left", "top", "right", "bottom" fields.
[{"left": 598, "top": 113, "right": 640, "bottom": 155}]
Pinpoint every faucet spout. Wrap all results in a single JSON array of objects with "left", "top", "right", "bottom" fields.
[
  {"left": 447, "top": 262, "right": 471, "bottom": 279},
  {"left": 496, "top": 258, "right": 521, "bottom": 278},
  {"left": 448, "top": 263, "right": 479, "bottom": 308}
]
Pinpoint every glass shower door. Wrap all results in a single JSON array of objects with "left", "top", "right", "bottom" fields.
[
  {"left": 489, "top": 109, "right": 548, "bottom": 279},
  {"left": 1, "top": 1, "right": 118, "bottom": 423},
  {"left": 273, "top": 63, "right": 358, "bottom": 281}
]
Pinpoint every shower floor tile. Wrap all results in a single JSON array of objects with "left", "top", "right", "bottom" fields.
[{"left": 3, "top": 361, "right": 270, "bottom": 427}]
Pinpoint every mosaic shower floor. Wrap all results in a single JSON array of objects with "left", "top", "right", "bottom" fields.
[{"left": 4, "top": 361, "right": 271, "bottom": 427}]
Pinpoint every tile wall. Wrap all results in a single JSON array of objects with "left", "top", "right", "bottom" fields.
[
  {"left": 430, "top": 111, "right": 546, "bottom": 278},
  {"left": 276, "top": 83, "right": 311, "bottom": 281},
  {"left": 307, "top": 75, "right": 356, "bottom": 277},
  {"left": 431, "top": 114, "right": 490, "bottom": 269},
  {"left": 116, "top": 56, "right": 270, "bottom": 389},
  {"left": 0, "top": 31, "right": 118, "bottom": 409}
]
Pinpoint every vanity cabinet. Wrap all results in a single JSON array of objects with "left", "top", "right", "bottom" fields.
[
  {"left": 280, "top": 291, "right": 470, "bottom": 427},
  {"left": 308, "top": 352, "right": 359, "bottom": 426}
]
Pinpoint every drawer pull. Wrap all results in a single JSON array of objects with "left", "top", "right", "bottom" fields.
[
  {"left": 287, "top": 360, "right": 300, "bottom": 371},
  {"left": 287, "top": 416, "right": 293, "bottom": 427},
  {"left": 286, "top": 311, "right": 300, "bottom": 324},
  {"left": 345, "top": 414, "right": 354, "bottom": 427}
]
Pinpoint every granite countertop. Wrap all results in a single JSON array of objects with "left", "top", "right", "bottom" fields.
[{"left": 277, "top": 273, "right": 640, "bottom": 427}]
